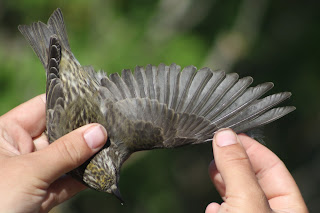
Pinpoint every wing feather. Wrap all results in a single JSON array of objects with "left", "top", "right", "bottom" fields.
[
  {"left": 198, "top": 73, "right": 239, "bottom": 117},
  {"left": 110, "top": 73, "right": 132, "bottom": 99},
  {"left": 156, "top": 63, "right": 166, "bottom": 104},
  {"left": 206, "top": 76, "right": 253, "bottom": 121},
  {"left": 145, "top": 64, "right": 157, "bottom": 100},
  {"left": 99, "top": 64, "right": 295, "bottom": 150},
  {"left": 221, "top": 92, "right": 293, "bottom": 129},
  {"left": 134, "top": 66, "right": 149, "bottom": 98},
  {"left": 183, "top": 67, "right": 213, "bottom": 114},
  {"left": 121, "top": 69, "right": 140, "bottom": 98},
  {"left": 175, "top": 65, "right": 197, "bottom": 112},
  {"left": 167, "top": 64, "right": 181, "bottom": 109},
  {"left": 212, "top": 82, "right": 274, "bottom": 126},
  {"left": 232, "top": 106, "right": 296, "bottom": 133},
  {"left": 190, "top": 70, "right": 225, "bottom": 115},
  {"left": 101, "top": 76, "right": 124, "bottom": 101}
]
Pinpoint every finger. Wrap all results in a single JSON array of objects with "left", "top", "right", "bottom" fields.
[
  {"left": 33, "top": 133, "right": 50, "bottom": 151},
  {"left": 208, "top": 160, "right": 225, "bottom": 196},
  {"left": 238, "top": 134, "right": 297, "bottom": 194},
  {"left": 41, "top": 175, "right": 87, "bottom": 212},
  {"left": 212, "top": 128, "right": 270, "bottom": 211},
  {"left": 0, "top": 94, "right": 46, "bottom": 137},
  {"left": 23, "top": 124, "right": 107, "bottom": 183},
  {"left": 0, "top": 121, "right": 34, "bottom": 155},
  {"left": 238, "top": 134, "right": 308, "bottom": 211},
  {"left": 205, "top": 203, "right": 220, "bottom": 213}
]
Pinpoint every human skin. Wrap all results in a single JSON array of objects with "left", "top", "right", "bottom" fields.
[
  {"left": 206, "top": 129, "right": 309, "bottom": 213},
  {"left": 0, "top": 94, "right": 107, "bottom": 213}
]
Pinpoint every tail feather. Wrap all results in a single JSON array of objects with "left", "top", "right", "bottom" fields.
[
  {"left": 18, "top": 8, "right": 70, "bottom": 69},
  {"left": 47, "top": 9, "right": 71, "bottom": 52},
  {"left": 18, "top": 22, "right": 51, "bottom": 68}
]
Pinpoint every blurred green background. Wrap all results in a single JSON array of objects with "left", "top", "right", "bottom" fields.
[{"left": 1, "top": 0, "right": 319, "bottom": 212}]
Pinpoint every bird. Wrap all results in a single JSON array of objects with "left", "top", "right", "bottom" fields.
[{"left": 18, "top": 8, "right": 295, "bottom": 202}]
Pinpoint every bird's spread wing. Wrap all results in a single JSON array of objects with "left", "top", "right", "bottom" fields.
[{"left": 98, "top": 64, "right": 295, "bottom": 150}]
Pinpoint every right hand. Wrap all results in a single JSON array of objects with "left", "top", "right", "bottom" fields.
[{"left": 205, "top": 128, "right": 308, "bottom": 213}]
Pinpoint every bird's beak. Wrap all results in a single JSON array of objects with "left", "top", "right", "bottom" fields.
[{"left": 112, "top": 187, "right": 124, "bottom": 204}]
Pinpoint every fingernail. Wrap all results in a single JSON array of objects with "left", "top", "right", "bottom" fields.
[
  {"left": 84, "top": 125, "right": 107, "bottom": 150},
  {"left": 215, "top": 128, "right": 238, "bottom": 147}
]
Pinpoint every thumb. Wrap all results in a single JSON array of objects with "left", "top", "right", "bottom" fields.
[
  {"left": 28, "top": 124, "right": 107, "bottom": 184},
  {"left": 211, "top": 128, "right": 270, "bottom": 212}
]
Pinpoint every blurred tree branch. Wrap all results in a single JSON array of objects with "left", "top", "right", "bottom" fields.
[
  {"left": 203, "top": 0, "right": 268, "bottom": 71},
  {"left": 146, "top": 0, "right": 216, "bottom": 42}
]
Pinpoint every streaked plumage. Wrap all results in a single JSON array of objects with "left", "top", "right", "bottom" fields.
[{"left": 19, "top": 8, "right": 295, "bottom": 200}]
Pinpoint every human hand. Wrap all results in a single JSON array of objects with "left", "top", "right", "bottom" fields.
[
  {"left": 0, "top": 94, "right": 107, "bottom": 213},
  {"left": 206, "top": 128, "right": 308, "bottom": 213}
]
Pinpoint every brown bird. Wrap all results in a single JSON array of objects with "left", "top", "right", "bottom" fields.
[{"left": 18, "top": 8, "right": 295, "bottom": 202}]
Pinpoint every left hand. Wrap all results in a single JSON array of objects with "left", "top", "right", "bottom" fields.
[{"left": 0, "top": 94, "right": 107, "bottom": 213}]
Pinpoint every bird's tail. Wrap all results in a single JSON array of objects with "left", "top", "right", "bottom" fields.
[{"left": 18, "top": 8, "right": 71, "bottom": 70}]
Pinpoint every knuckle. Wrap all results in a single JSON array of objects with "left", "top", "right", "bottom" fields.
[
  {"left": 226, "top": 155, "right": 249, "bottom": 164},
  {"left": 223, "top": 148, "right": 250, "bottom": 165},
  {"left": 225, "top": 148, "right": 248, "bottom": 160}
]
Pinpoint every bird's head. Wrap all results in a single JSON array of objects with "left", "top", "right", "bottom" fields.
[{"left": 82, "top": 147, "right": 123, "bottom": 203}]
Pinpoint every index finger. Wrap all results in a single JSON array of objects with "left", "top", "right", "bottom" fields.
[
  {"left": 0, "top": 94, "right": 46, "bottom": 137},
  {"left": 238, "top": 134, "right": 307, "bottom": 210},
  {"left": 238, "top": 134, "right": 298, "bottom": 195}
]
